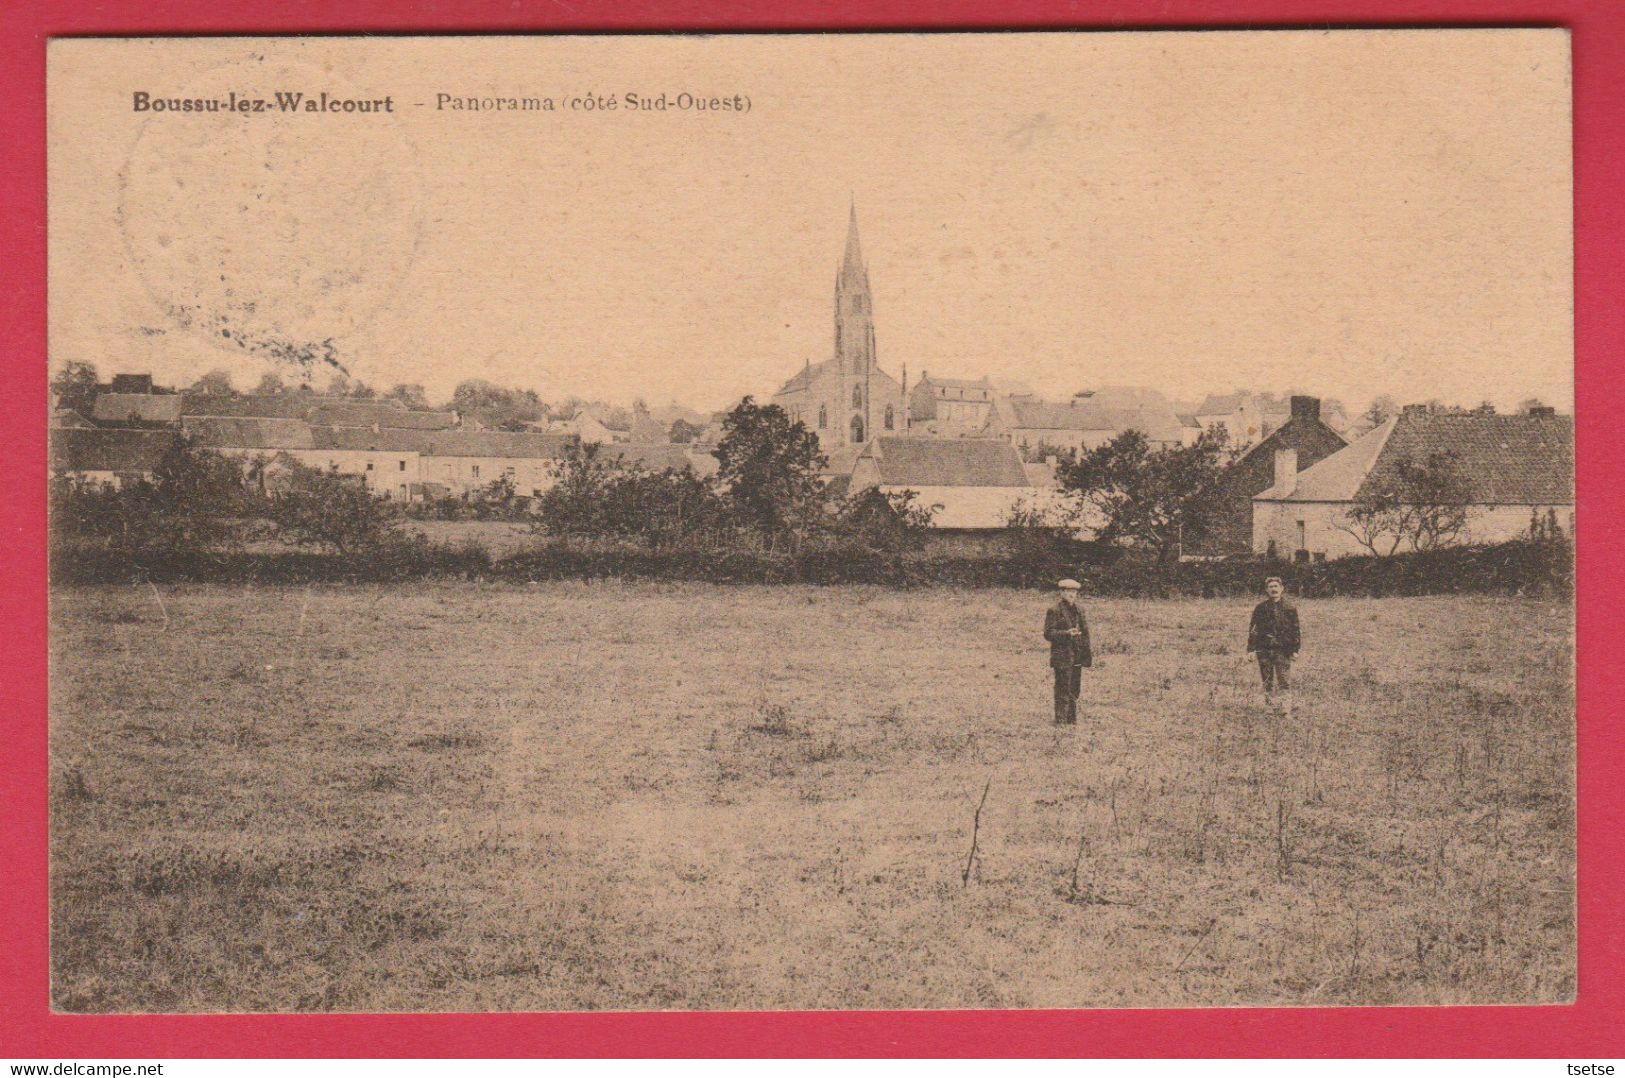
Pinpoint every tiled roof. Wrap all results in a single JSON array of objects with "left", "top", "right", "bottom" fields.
[
  {"left": 1258, "top": 411, "right": 1573, "bottom": 505},
  {"left": 862, "top": 437, "right": 1030, "bottom": 488},
  {"left": 51, "top": 428, "right": 178, "bottom": 473},
  {"left": 1002, "top": 399, "right": 1186, "bottom": 443},
  {"left": 183, "top": 416, "right": 316, "bottom": 450},
  {"left": 1195, "top": 392, "right": 1251, "bottom": 415},
  {"left": 91, "top": 393, "right": 184, "bottom": 424},
  {"left": 309, "top": 426, "right": 432, "bottom": 453},
  {"left": 418, "top": 431, "right": 577, "bottom": 459},
  {"left": 306, "top": 401, "right": 457, "bottom": 429},
  {"left": 181, "top": 394, "right": 314, "bottom": 419},
  {"left": 776, "top": 359, "right": 834, "bottom": 395},
  {"left": 1364, "top": 411, "right": 1573, "bottom": 505},
  {"left": 52, "top": 409, "right": 97, "bottom": 429}
]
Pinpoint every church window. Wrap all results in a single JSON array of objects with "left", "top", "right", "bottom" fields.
[
  {"left": 818, "top": 405, "right": 827, "bottom": 429},
  {"left": 851, "top": 385, "right": 863, "bottom": 410},
  {"left": 850, "top": 415, "right": 865, "bottom": 443},
  {"left": 884, "top": 405, "right": 894, "bottom": 431}
]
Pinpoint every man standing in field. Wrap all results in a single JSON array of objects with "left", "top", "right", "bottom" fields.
[
  {"left": 1247, "top": 576, "right": 1301, "bottom": 714},
  {"left": 1044, "top": 578, "right": 1092, "bottom": 726}
]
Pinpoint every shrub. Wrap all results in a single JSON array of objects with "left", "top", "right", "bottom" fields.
[{"left": 265, "top": 461, "right": 402, "bottom": 556}]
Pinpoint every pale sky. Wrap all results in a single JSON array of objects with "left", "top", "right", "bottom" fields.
[{"left": 49, "top": 31, "right": 1572, "bottom": 414}]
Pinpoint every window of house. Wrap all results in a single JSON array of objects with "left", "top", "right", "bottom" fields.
[
  {"left": 1296, "top": 520, "right": 1307, "bottom": 550},
  {"left": 399, "top": 460, "right": 406, "bottom": 471},
  {"left": 472, "top": 464, "right": 480, "bottom": 478},
  {"left": 366, "top": 462, "right": 374, "bottom": 471}
]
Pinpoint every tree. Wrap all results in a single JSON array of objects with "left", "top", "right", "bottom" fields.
[
  {"left": 1058, "top": 427, "right": 1232, "bottom": 563},
  {"left": 1333, "top": 451, "right": 1477, "bottom": 556},
  {"left": 832, "top": 487, "right": 939, "bottom": 551},
  {"left": 51, "top": 438, "right": 253, "bottom": 555},
  {"left": 669, "top": 418, "right": 703, "bottom": 444},
  {"left": 265, "top": 460, "right": 401, "bottom": 555},
  {"left": 1359, "top": 394, "right": 1399, "bottom": 433},
  {"left": 713, "top": 396, "right": 827, "bottom": 549},
  {"left": 384, "top": 383, "right": 431, "bottom": 410},
  {"left": 450, "top": 379, "right": 545, "bottom": 431},
  {"left": 254, "top": 372, "right": 289, "bottom": 396},
  {"left": 189, "top": 369, "right": 238, "bottom": 397},
  {"left": 50, "top": 361, "right": 100, "bottom": 415}
]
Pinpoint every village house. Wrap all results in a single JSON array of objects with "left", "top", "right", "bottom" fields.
[
  {"left": 177, "top": 393, "right": 456, "bottom": 429},
  {"left": 412, "top": 430, "right": 577, "bottom": 498},
  {"left": 847, "top": 437, "right": 1032, "bottom": 529},
  {"left": 981, "top": 396, "right": 1187, "bottom": 457},
  {"left": 1191, "top": 395, "right": 1348, "bottom": 555},
  {"left": 1195, "top": 391, "right": 1353, "bottom": 449},
  {"left": 906, "top": 373, "right": 996, "bottom": 435},
  {"left": 49, "top": 427, "right": 178, "bottom": 488},
  {"left": 92, "top": 393, "right": 185, "bottom": 426},
  {"left": 1252, "top": 406, "right": 1573, "bottom": 559}
]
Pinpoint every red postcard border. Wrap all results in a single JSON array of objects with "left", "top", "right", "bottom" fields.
[{"left": 3, "top": 0, "right": 1621, "bottom": 1059}]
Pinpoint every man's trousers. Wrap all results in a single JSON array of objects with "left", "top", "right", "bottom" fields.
[{"left": 1053, "top": 665, "right": 1082, "bottom": 725}]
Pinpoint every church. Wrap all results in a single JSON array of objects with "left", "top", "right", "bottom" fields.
[{"left": 772, "top": 205, "right": 907, "bottom": 458}]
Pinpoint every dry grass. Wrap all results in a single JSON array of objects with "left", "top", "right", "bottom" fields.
[{"left": 49, "top": 582, "right": 1574, "bottom": 1012}]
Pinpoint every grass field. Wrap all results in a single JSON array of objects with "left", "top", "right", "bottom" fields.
[{"left": 49, "top": 582, "right": 1574, "bottom": 1012}]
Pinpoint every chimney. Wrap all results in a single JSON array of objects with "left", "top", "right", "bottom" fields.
[
  {"left": 1529, "top": 405, "right": 1556, "bottom": 418},
  {"left": 1402, "top": 403, "right": 1429, "bottom": 415},
  {"left": 1274, "top": 448, "right": 1298, "bottom": 495},
  {"left": 1289, "top": 395, "right": 1320, "bottom": 421}
]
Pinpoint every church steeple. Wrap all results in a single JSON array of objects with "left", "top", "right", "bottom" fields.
[{"left": 835, "top": 202, "right": 874, "bottom": 376}]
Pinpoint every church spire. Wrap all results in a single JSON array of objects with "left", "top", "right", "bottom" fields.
[{"left": 841, "top": 199, "right": 865, "bottom": 281}]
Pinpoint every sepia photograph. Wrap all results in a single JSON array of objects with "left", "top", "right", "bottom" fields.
[{"left": 45, "top": 30, "right": 1575, "bottom": 1014}]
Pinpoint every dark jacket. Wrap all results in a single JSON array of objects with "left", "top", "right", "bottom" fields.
[
  {"left": 1044, "top": 599, "right": 1092, "bottom": 669},
  {"left": 1248, "top": 598, "right": 1301, "bottom": 655}
]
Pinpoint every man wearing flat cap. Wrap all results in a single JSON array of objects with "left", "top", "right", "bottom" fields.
[
  {"left": 1043, "top": 578, "right": 1092, "bottom": 726},
  {"left": 1247, "top": 575, "right": 1301, "bottom": 714}
]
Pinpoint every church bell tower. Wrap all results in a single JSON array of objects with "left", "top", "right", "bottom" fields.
[{"left": 835, "top": 202, "right": 876, "bottom": 443}]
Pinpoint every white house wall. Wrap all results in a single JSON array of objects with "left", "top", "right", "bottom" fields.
[{"left": 1253, "top": 500, "right": 1574, "bottom": 559}]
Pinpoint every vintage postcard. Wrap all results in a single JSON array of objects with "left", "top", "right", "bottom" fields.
[{"left": 46, "top": 31, "right": 1574, "bottom": 1013}]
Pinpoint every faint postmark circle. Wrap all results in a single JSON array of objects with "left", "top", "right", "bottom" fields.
[{"left": 117, "top": 57, "right": 423, "bottom": 375}]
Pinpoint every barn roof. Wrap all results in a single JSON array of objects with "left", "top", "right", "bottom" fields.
[
  {"left": 91, "top": 393, "right": 184, "bottom": 424},
  {"left": 50, "top": 428, "right": 178, "bottom": 473},
  {"left": 183, "top": 416, "right": 316, "bottom": 450},
  {"left": 999, "top": 398, "right": 1186, "bottom": 443},
  {"left": 417, "top": 430, "right": 577, "bottom": 459},
  {"left": 306, "top": 401, "right": 457, "bottom": 429},
  {"left": 1257, "top": 411, "right": 1574, "bottom": 505},
  {"left": 860, "top": 437, "right": 1030, "bottom": 488}
]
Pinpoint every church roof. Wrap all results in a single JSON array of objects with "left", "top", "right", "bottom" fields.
[{"left": 775, "top": 358, "right": 833, "bottom": 396}]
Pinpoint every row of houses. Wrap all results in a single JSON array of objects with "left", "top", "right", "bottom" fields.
[{"left": 54, "top": 381, "right": 1573, "bottom": 554}]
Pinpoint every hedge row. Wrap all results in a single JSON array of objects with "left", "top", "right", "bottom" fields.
[{"left": 52, "top": 535, "right": 1573, "bottom": 597}]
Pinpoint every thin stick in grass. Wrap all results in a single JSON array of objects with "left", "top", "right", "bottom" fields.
[{"left": 962, "top": 776, "right": 992, "bottom": 888}]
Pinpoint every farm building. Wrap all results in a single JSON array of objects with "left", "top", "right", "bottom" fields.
[
  {"left": 1252, "top": 406, "right": 1573, "bottom": 558},
  {"left": 907, "top": 373, "right": 997, "bottom": 434},
  {"left": 91, "top": 393, "right": 185, "bottom": 426},
  {"left": 50, "top": 427, "right": 178, "bottom": 488},
  {"left": 981, "top": 396, "right": 1186, "bottom": 456},
  {"left": 848, "top": 437, "right": 1032, "bottom": 529},
  {"left": 1191, "top": 395, "right": 1347, "bottom": 555}
]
